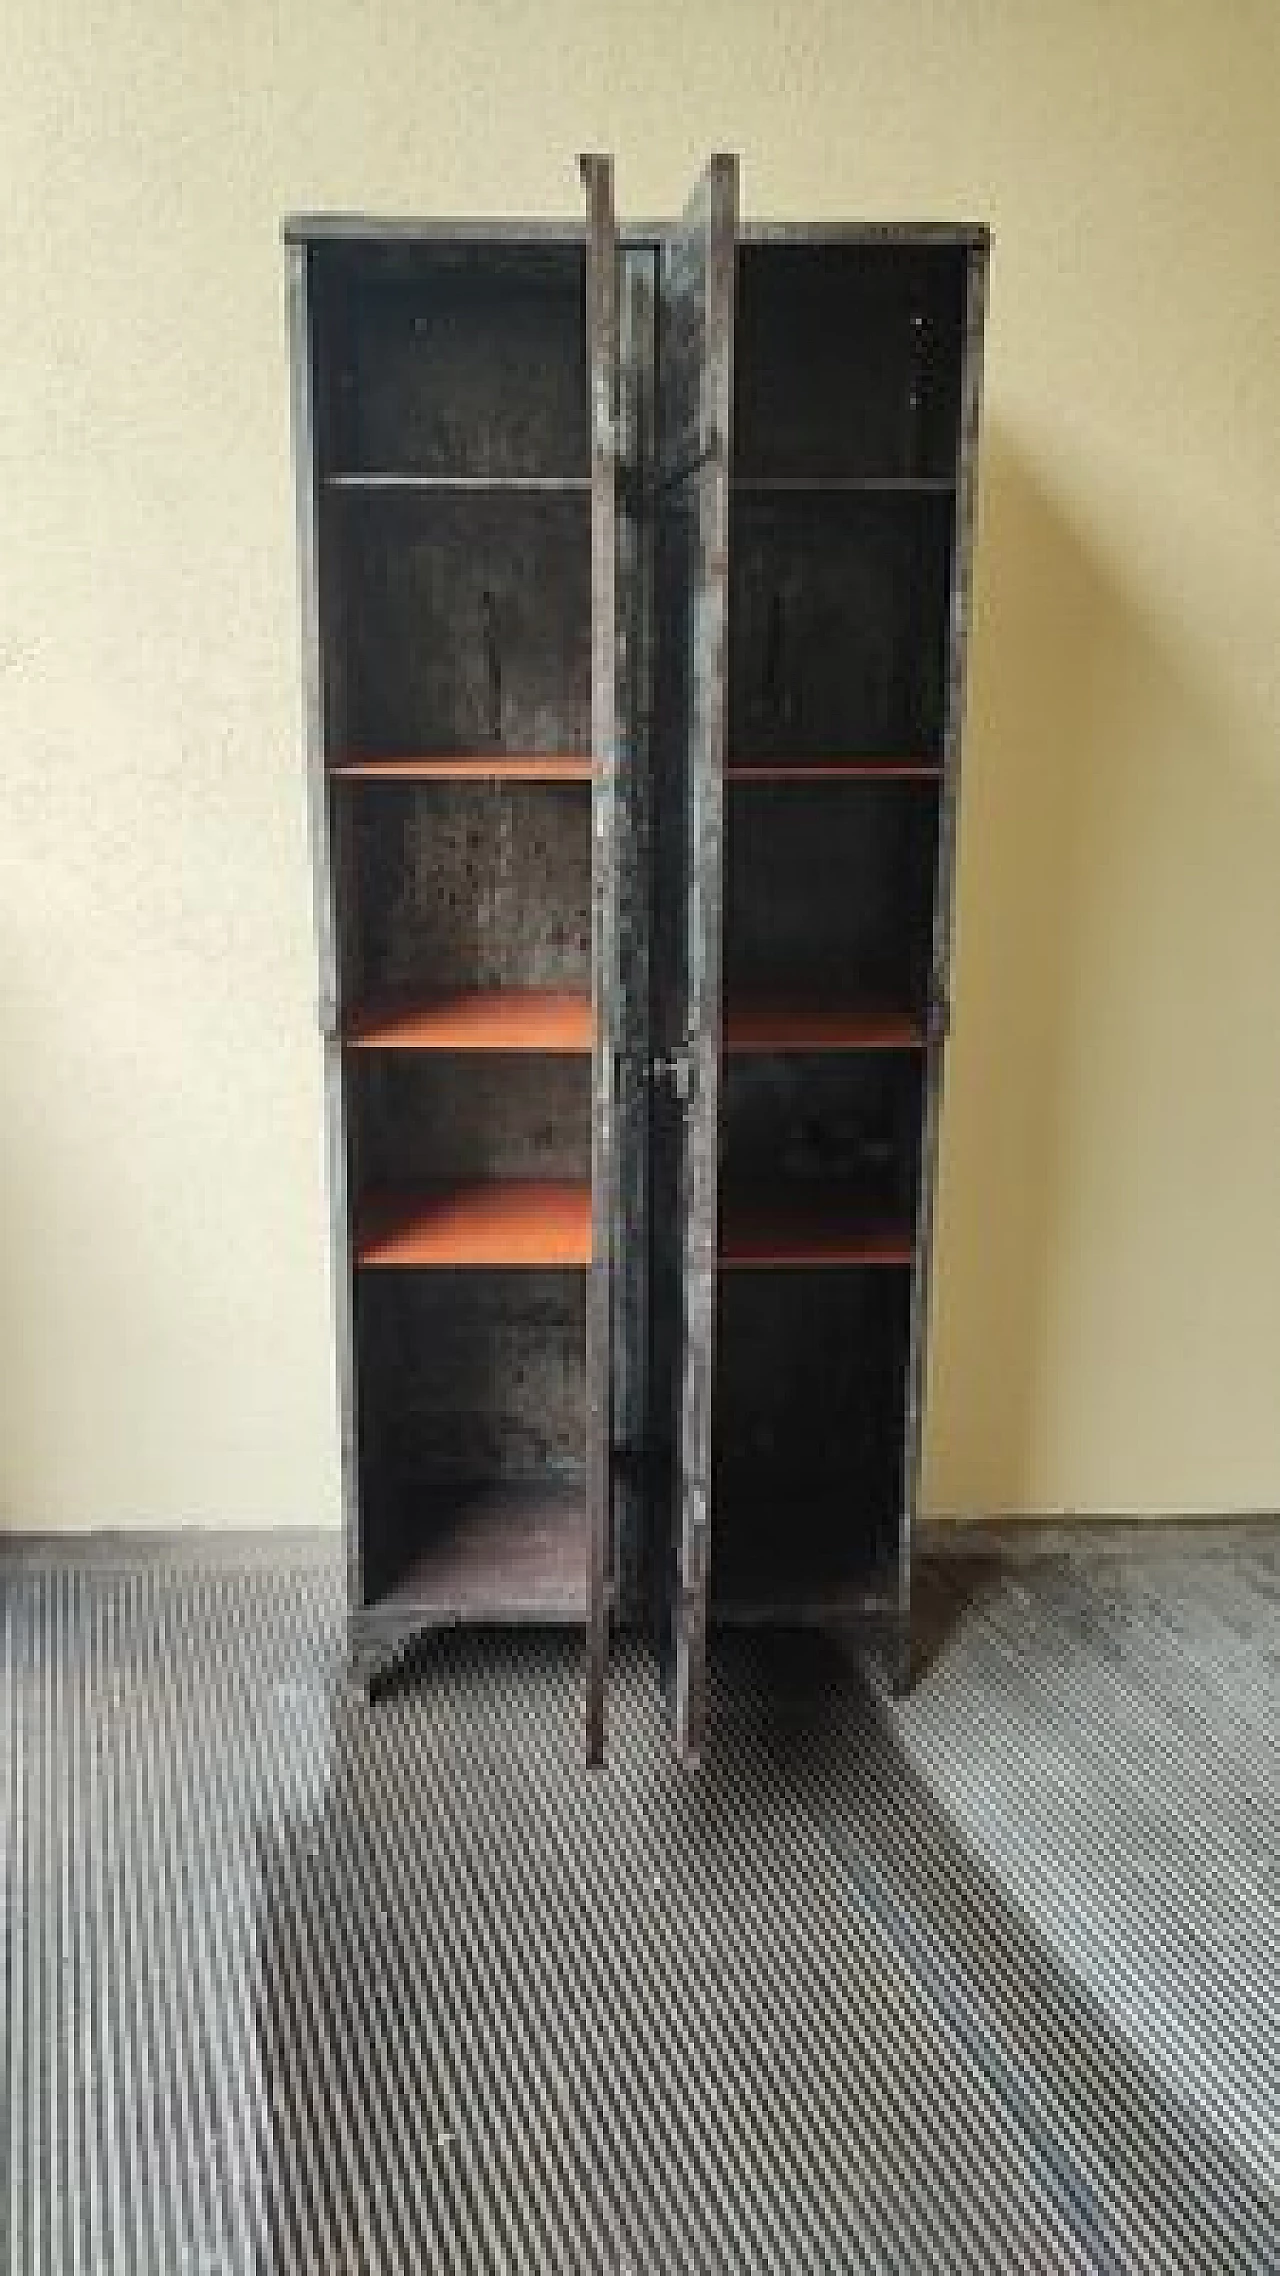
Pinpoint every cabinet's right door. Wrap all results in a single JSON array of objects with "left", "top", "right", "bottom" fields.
[{"left": 651, "top": 155, "right": 737, "bottom": 1765}]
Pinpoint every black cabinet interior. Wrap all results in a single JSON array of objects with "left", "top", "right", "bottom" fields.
[
  {"left": 728, "top": 494, "right": 954, "bottom": 761},
  {"left": 321, "top": 243, "right": 589, "bottom": 481},
  {"left": 733, "top": 241, "right": 967, "bottom": 483},
  {"left": 291, "top": 193, "right": 617, "bottom": 1763},
  {"left": 336, "top": 493, "right": 592, "bottom": 758},
  {"left": 703, "top": 230, "right": 981, "bottom": 1686}
]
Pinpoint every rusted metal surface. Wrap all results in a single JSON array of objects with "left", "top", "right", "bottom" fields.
[
  {"left": 355, "top": 1267, "right": 587, "bottom": 1614},
  {"left": 720, "top": 1051, "right": 923, "bottom": 1231},
  {"left": 353, "top": 1481, "right": 591, "bottom": 1644},
  {"left": 321, "top": 242, "right": 587, "bottom": 480},
  {"left": 734, "top": 242, "right": 967, "bottom": 482},
  {"left": 284, "top": 216, "right": 601, "bottom": 246},
  {"left": 288, "top": 246, "right": 366, "bottom": 1626},
  {"left": 350, "top": 1054, "right": 589, "bottom": 1185},
  {"left": 653, "top": 155, "right": 738, "bottom": 1766},
  {"left": 725, "top": 776, "right": 937, "bottom": 1005},
  {"left": 728, "top": 491, "right": 953, "bottom": 760},
  {"left": 612, "top": 246, "right": 659, "bottom": 1623},
  {"left": 336, "top": 489, "right": 591, "bottom": 757},
  {"left": 581, "top": 152, "right": 618, "bottom": 1765},
  {"left": 901, "top": 241, "right": 989, "bottom": 1687},
  {"left": 346, "top": 780, "right": 591, "bottom": 1001},
  {"left": 740, "top": 221, "right": 987, "bottom": 248},
  {"left": 714, "top": 1272, "right": 911, "bottom": 1614}
]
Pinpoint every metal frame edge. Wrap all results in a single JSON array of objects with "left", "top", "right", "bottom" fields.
[
  {"left": 899, "top": 241, "right": 990, "bottom": 1690},
  {"left": 287, "top": 245, "right": 367, "bottom": 1642}
]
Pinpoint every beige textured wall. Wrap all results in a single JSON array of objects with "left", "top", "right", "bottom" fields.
[{"left": 1, "top": 2, "right": 1277, "bottom": 1527}]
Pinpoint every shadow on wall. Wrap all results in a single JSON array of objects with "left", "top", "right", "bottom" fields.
[
  {"left": 925, "top": 422, "right": 1280, "bottom": 1514},
  {"left": 924, "top": 425, "right": 1110, "bottom": 1516}
]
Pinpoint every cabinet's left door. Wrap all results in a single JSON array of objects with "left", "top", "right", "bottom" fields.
[
  {"left": 286, "top": 243, "right": 366, "bottom": 1651},
  {"left": 581, "top": 156, "right": 620, "bottom": 1764}
]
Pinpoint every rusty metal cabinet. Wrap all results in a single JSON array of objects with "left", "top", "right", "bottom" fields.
[{"left": 288, "top": 155, "right": 987, "bottom": 1767}]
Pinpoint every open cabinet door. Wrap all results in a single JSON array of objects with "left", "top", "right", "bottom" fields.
[
  {"left": 651, "top": 156, "right": 738, "bottom": 1765},
  {"left": 582, "top": 155, "right": 619, "bottom": 1764}
]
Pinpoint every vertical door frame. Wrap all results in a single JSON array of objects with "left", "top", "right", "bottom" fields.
[
  {"left": 660, "top": 153, "right": 738, "bottom": 1765},
  {"left": 581, "top": 155, "right": 619, "bottom": 1764},
  {"left": 613, "top": 239, "right": 660, "bottom": 1624},
  {"left": 900, "top": 237, "right": 990, "bottom": 1688}
]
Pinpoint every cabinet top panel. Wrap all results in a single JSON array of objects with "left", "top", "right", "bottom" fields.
[{"left": 284, "top": 215, "right": 989, "bottom": 251}]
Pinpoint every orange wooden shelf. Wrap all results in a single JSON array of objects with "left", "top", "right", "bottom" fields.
[
  {"left": 725, "top": 1002, "right": 924, "bottom": 1053},
  {"left": 330, "top": 755, "right": 594, "bottom": 783},
  {"left": 727, "top": 759, "right": 941, "bottom": 782},
  {"left": 357, "top": 1180, "right": 591, "bottom": 1269},
  {"left": 720, "top": 1199, "right": 913, "bottom": 1270},
  {"left": 346, "top": 989, "right": 592, "bottom": 1054}
]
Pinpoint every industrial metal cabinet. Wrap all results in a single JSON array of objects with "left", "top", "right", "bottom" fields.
[{"left": 288, "top": 156, "right": 987, "bottom": 1767}]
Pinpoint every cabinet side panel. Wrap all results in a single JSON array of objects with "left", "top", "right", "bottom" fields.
[
  {"left": 289, "top": 246, "right": 365, "bottom": 1617},
  {"left": 901, "top": 245, "right": 989, "bottom": 1676}
]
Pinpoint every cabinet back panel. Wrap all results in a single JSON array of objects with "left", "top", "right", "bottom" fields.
[
  {"left": 725, "top": 781, "right": 938, "bottom": 1004},
  {"left": 352, "top": 1055, "right": 589, "bottom": 1185},
  {"left": 337, "top": 493, "right": 591, "bottom": 755},
  {"left": 734, "top": 244, "right": 966, "bottom": 481},
  {"left": 729, "top": 494, "right": 954, "bottom": 759},
  {"left": 721, "top": 1053, "right": 923, "bottom": 1224},
  {"left": 320, "top": 245, "right": 587, "bottom": 479},
  {"left": 348, "top": 782, "right": 591, "bottom": 998},
  {"left": 713, "top": 1271, "right": 909, "bottom": 1600},
  {"left": 356, "top": 1272, "right": 585, "bottom": 1596}
]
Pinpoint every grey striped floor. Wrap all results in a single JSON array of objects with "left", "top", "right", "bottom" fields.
[{"left": 3, "top": 1524, "right": 1278, "bottom": 2272}]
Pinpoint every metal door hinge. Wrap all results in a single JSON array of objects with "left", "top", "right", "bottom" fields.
[{"left": 318, "top": 989, "right": 340, "bottom": 1042}]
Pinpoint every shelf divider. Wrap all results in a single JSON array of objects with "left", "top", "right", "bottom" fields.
[
  {"left": 346, "top": 988, "right": 592, "bottom": 1054},
  {"left": 327, "top": 471, "right": 591, "bottom": 493},
  {"left": 725, "top": 1002, "right": 924, "bottom": 1053},
  {"left": 727, "top": 758, "right": 941, "bottom": 783},
  {"left": 720, "top": 1197, "right": 913, "bottom": 1270},
  {"left": 731, "top": 474, "right": 955, "bottom": 495},
  {"left": 330, "top": 755, "right": 595, "bottom": 784}
]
